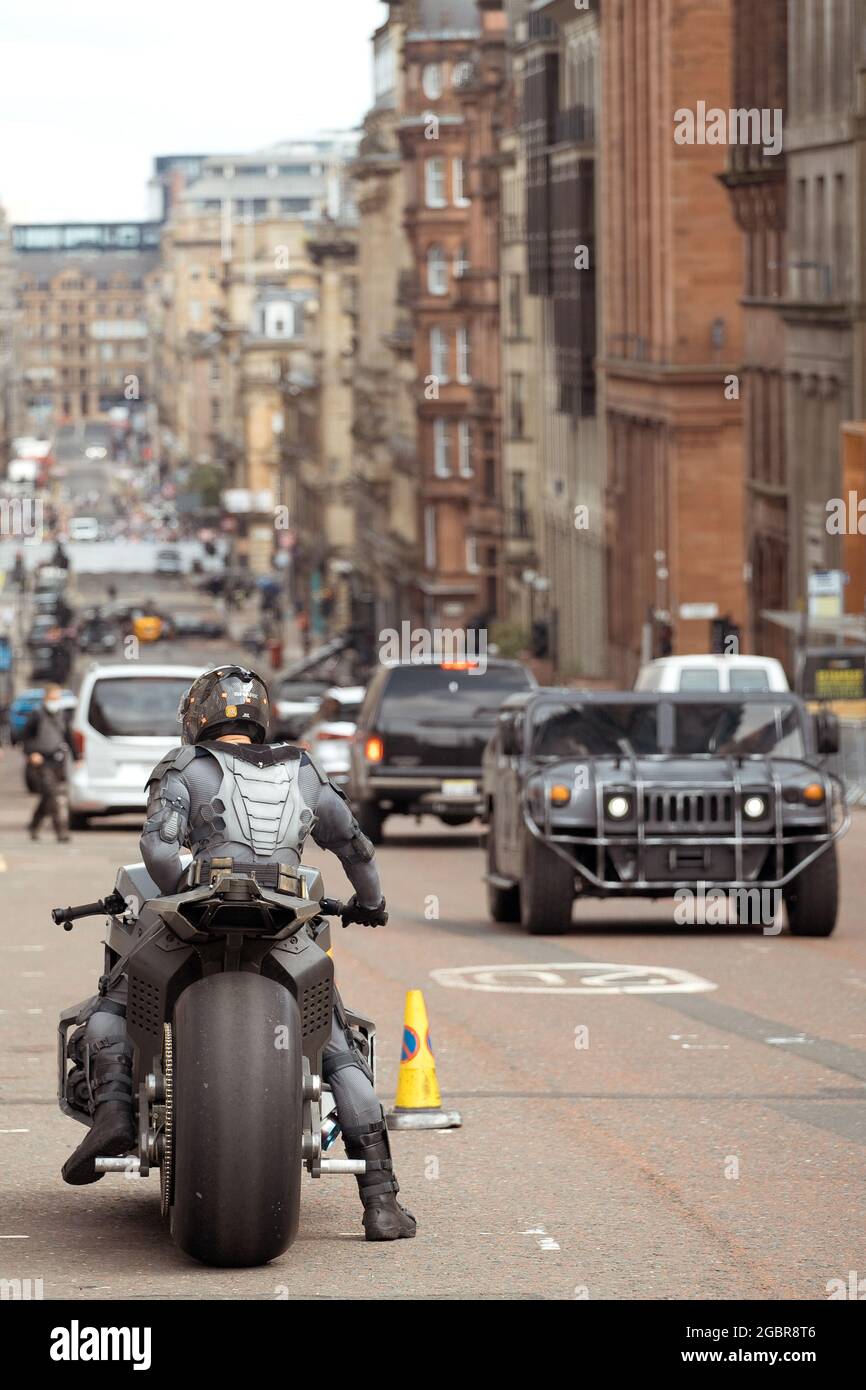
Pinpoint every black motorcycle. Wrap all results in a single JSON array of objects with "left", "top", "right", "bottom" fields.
[{"left": 54, "top": 861, "right": 376, "bottom": 1267}]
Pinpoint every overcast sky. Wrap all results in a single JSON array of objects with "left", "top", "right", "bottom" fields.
[{"left": 0, "top": 0, "right": 387, "bottom": 224}]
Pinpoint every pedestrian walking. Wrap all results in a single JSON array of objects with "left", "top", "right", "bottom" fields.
[{"left": 22, "top": 683, "right": 78, "bottom": 842}]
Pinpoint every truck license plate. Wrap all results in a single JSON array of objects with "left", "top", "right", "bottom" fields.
[{"left": 441, "top": 779, "right": 477, "bottom": 798}]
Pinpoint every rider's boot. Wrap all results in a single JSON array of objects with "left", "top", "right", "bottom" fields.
[
  {"left": 342, "top": 1117, "right": 417, "bottom": 1241},
  {"left": 62, "top": 1042, "right": 136, "bottom": 1185}
]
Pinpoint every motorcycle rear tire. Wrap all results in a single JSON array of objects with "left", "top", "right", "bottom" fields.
[{"left": 170, "top": 972, "right": 303, "bottom": 1267}]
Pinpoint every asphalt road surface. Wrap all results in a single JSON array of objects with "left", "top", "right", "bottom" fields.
[{"left": 1, "top": 743, "right": 864, "bottom": 1300}]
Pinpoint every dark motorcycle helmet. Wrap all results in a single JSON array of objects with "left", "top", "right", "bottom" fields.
[{"left": 178, "top": 666, "right": 271, "bottom": 745}]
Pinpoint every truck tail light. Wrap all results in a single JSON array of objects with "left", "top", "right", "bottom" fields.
[
  {"left": 72, "top": 730, "right": 85, "bottom": 759},
  {"left": 364, "top": 734, "right": 384, "bottom": 763}
]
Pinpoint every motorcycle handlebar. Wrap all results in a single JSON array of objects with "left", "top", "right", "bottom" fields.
[
  {"left": 52, "top": 891, "right": 127, "bottom": 930},
  {"left": 318, "top": 898, "right": 346, "bottom": 918}
]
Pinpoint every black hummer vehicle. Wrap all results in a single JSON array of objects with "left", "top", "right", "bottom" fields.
[{"left": 482, "top": 690, "right": 848, "bottom": 936}]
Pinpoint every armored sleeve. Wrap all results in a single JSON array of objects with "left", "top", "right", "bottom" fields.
[
  {"left": 310, "top": 782, "right": 383, "bottom": 909},
  {"left": 140, "top": 768, "right": 191, "bottom": 895}
]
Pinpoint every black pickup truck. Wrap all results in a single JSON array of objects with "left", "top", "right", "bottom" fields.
[
  {"left": 349, "top": 658, "right": 535, "bottom": 842},
  {"left": 482, "top": 690, "right": 848, "bottom": 936}
]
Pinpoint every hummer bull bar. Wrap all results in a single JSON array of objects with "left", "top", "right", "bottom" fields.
[{"left": 522, "top": 756, "right": 851, "bottom": 893}]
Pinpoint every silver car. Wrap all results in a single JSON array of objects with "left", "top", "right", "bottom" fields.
[{"left": 298, "top": 686, "right": 366, "bottom": 786}]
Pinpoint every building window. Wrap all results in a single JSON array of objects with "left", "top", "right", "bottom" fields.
[
  {"left": 433, "top": 418, "right": 452, "bottom": 477},
  {"left": 457, "top": 326, "right": 471, "bottom": 382},
  {"left": 424, "top": 505, "right": 438, "bottom": 569},
  {"left": 509, "top": 373, "right": 526, "bottom": 438},
  {"left": 466, "top": 534, "right": 479, "bottom": 574},
  {"left": 425, "top": 158, "right": 447, "bottom": 208},
  {"left": 374, "top": 32, "right": 396, "bottom": 99},
  {"left": 458, "top": 419, "right": 473, "bottom": 477},
  {"left": 427, "top": 245, "right": 448, "bottom": 296},
  {"left": 454, "top": 245, "right": 470, "bottom": 279},
  {"left": 452, "top": 60, "right": 474, "bottom": 89},
  {"left": 453, "top": 158, "right": 469, "bottom": 207},
  {"left": 508, "top": 274, "right": 523, "bottom": 336},
  {"left": 511, "top": 472, "right": 530, "bottom": 537},
  {"left": 422, "top": 63, "right": 443, "bottom": 100},
  {"left": 430, "top": 326, "right": 449, "bottom": 381}
]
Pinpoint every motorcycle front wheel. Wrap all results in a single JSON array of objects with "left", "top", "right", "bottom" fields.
[{"left": 170, "top": 972, "right": 303, "bottom": 1267}]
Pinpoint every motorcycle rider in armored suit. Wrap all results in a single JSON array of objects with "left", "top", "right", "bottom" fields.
[{"left": 62, "top": 666, "right": 416, "bottom": 1242}]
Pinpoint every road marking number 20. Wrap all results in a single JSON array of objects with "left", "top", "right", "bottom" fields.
[{"left": 430, "top": 962, "right": 716, "bottom": 995}]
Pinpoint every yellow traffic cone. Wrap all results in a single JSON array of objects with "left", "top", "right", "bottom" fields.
[{"left": 386, "top": 989, "right": 462, "bottom": 1130}]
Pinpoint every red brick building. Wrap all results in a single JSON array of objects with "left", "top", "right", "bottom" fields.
[
  {"left": 600, "top": 0, "right": 746, "bottom": 680},
  {"left": 398, "top": 0, "right": 506, "bottom": 629}
]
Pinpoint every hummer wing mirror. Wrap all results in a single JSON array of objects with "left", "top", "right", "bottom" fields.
[
  {"left": 501, "top": 714, "right": 523, "bottom": 757},
  {"left": 814, "top": 709, "right": 840, "bottom": 756}
]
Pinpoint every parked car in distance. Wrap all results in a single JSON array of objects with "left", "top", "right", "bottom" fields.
[
  {"left": 298, "top": 686, "right": 365, "bottom": 787},
  {"left": 68, "top": 516, "right": 100, "bottom": 542},
  {"left": 9, "top": 687, "right": 76, "bottom": 744},
  {"left": 29, "top": 639, "right": 73, "bottom": 683},
  {"left": 483, "top": 689, "right": 846, "bottom": 936},
  {"left": 77, "top": 610, "right": 119, "bottom": 655},
  {"left": 156, "top": 547, "right": 184, "bottom": 576},
  {"left": 171, "top": 613, "right": 227, "bottom": 641},
  {"left": 68, "top": 664, "right": 202, "bottom": 827},
  {"left": 349, "top": 657, "right": 536, "bottom": 843},
  {"left": 27, "top": 614, "right": 63, "bottom": 648},
  {"left": 33, "top": 566, "right": 68, "bottom": 594},
  {"left": 273, "top": 678, "right": 334, "bottom": 740},
  {"left": 635, "top": 654, "right": 789, "bottom": 694}
]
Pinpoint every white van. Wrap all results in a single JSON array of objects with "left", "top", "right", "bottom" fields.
[
  {"left": 635, "top": 654, "right": 790, "bottom": 694},
  {"left": 69, "top": 664, "right": 202, "bottom": 827}
]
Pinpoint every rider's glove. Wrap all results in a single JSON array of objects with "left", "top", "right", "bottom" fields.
[{"left": 340, "top": 894, "right": 388, "bottom": 928}]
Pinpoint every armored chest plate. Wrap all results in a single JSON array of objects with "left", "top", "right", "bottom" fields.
[{"left": 207, "top": 749, "right": 309, "bottom": 857}]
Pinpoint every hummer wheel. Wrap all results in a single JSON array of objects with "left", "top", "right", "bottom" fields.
[
  {"left": 784, "top": 844, "right": 839, "bottom": 937},
  {"left": 486, "top": 812, "right": 521, "bottom": 922},
  {"left": 521, "top": 831, "right": 574, "bottom": 935}
]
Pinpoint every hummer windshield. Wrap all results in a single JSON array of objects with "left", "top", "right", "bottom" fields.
[
  {"left": 672, "top": 700, "right": 806, "bottom": 757},
  {"left": 528, "top": 698, "right": 807, "bottom": 759},
  {"left": 530, "top": 702, "right": 662, "bottom": 757}
]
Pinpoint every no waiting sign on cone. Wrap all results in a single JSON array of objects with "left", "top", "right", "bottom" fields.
[{"left": 386, "top": 989, "right": 462, "bottom": 1131}]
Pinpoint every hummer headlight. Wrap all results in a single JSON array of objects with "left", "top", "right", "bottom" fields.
[
  {"left": 743, "top": 795, "right": 766, "bottom": 820},
  {"left": 607, "top": 794, "right": 630, "bottom": 820}
]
